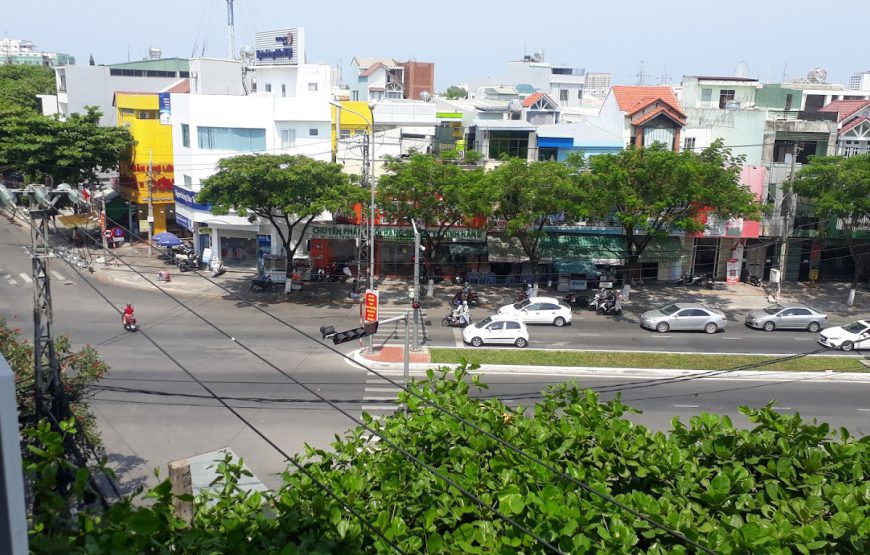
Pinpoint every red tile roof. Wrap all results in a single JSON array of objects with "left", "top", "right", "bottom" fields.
[
  {"left": 163, "top": 79, "right": 190, "bottom": 94},
  {"left": 818, "top": 99, "right": 870, "bottom": 122},
  {"left": 632, "top": 106, "right": 686, "bottom": 126},
  {"left": 839, "top": 116, "right": 869, "bottom": 134},
  {"left": 522, "top": 92, "right": 545, "bottom": 107},
  {"left": 611, "top": 85, "right": 685, "bottom": 117}
]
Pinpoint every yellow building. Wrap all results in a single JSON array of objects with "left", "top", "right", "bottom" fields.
[
  {"left": 331, "top": 100, "right": 374, "bottom": 158},
  {"left": 115, "top": 91, "right": 177, "bottom": 235}
]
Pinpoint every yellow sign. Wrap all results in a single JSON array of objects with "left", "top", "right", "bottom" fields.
[{"left": 809, "top": 269, "right": 819, "bottom": 281}]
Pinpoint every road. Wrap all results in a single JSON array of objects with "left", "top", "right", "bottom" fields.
[{"left": 1, "top": 221, "right": 868, "bottom": 493}]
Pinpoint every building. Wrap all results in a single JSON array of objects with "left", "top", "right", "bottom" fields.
[
  {"left": 599, "top": 86, "right": 687, "bottom": 151},
  {"left": 0, "top": 38, "right": 74, "bottom": 67},
  {"left": 818, "top": 99, "right": 870, "bottom": 157},
  {"left": 349, "top": 57, "right": 434, "bottom": 102},
  {"left": 398, "top": 60, "right": 434, "bottom": 101},
  {"left": 848, "top": 71, "right": 870, "bottom": 91}
]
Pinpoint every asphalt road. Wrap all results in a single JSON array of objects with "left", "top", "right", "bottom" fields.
[{"left": 1, "top": 221, "right": 868, "bottom": 493}]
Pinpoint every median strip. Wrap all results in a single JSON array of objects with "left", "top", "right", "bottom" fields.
[{"left": 430, "top": 348, "right": 868, "bottom": 373}]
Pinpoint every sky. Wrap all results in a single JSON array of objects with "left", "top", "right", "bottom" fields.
[{"left": 6, "top": 0, "right": 870, "bottom": 90}]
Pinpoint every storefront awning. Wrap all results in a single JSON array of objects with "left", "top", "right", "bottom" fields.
[
  {"left": 448, "top": 242, "right": 487, "bottom": 256},
  {"left": 541, "top": 235, "right": 687, "bottom": 265},
  {"left": 486, "top": 236, "right": 529, "bottom": 263}
]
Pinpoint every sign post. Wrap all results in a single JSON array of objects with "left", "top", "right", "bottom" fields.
[{"left": 363, "top": 290, "right": 378, "bottom": 352}]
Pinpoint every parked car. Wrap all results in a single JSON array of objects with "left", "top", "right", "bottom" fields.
[
  {"left": 497, "top": 297, "right": 573, "bottom": 327},
  {"left": 640, "top": 303, "right": 727, "bottom": 334},
  {"left": 745, "top": 304, "right": 827, "bottom": 332},
  {"left": 817, "top": 320, "right": 870, "bottom": 351},
  {"left": 462, "top": 315, "right": 529, "bottom": 348}
]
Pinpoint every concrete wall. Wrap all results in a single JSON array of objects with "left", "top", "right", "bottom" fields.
[
  {"left": 189, "top": 58, "right": 244, "bottom": 96},
  {"left": 682, "top": 108, "right": 767, "bottom": 164}
]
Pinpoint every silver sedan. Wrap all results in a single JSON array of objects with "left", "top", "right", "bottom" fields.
[
  {"left": 640, "top": 303, "right": 728, "bottom": 334},
  {"left": 745, "top": 304, "right": 827, "bottom": 332}
]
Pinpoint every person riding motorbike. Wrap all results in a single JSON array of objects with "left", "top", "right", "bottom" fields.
[{"left": 122, "top": 304, "right": 136, "bottom": 327}]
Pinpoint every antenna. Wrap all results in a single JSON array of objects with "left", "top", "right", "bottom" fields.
[
  {"left": 635, "top": 60, "right": 648, "bottom": 86},
  {"left": 658, "top": 65, "right": 670, "bottom": 85},
  {"left": 201, "top": 39, "right": 207, "bottom": 57},
  {"left": 191, "top": 39, "right": 199, "bottom": 58},
  {"left": 226, "top": 0, "right": 235, "bottom": 60}
]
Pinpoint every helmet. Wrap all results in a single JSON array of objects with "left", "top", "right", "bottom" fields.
[{"left": 462, "top": 300, "right": 468, "bottom": 308}]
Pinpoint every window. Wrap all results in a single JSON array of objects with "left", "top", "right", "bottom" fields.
[
  {"left": 560, "top": 89, "right": 568, "bottom": 102},
  {"left": 505, "top": 321, "right": 522, "bottom": 330},
  {"left": 701, "top": 88, "right": 712, "bottom": 102},
  {"left": 309, "top": 128, "right": 319, "bottom": 136},
  {"left": 58, "top": 74, "right": 67, "bottom": 92},
  {"left": 308, "top": 82, "right": 318, "bottom": 92},
  {"left": 281, "top": 83, "right": 286, "bottom": 97},
  {"left": 181, "top": 124, "right": 190, "bottom": 148},
  {"left": 541, "top": 303, "right": 559, "bottom": 311},
  {"left": 120, "top": 108, "right": 135, "bottom": 116},
  {"left": 793, "top": 308, "right": 812, "bottom": 316},
  {"left": 339, "top": 129, "right": 351, "bottom": 139},
  {"left": 683, "top": 137, "right": 696, "bottom": 151},
  {"left": 785, "top": 93, "right": 793, "bottom": 111},
  {"left": 719, "top": 89, "right": 736, "bottom": 109},
  {"left": 578, "top": 89, "right": 583, "bottom": 100},
  {"left": 352, "top": 90, "right": 359, "bottom": 101},
  {"left": 486, "top": 322, "right": 505, "bottom": 331},
  {"left": 265, "top": 83, "right": 272, "bottom": 93},
  {"left": 280, "top": 129, "right": 296, "bottom": 148},
  {"left": 183, "top": 175, "right": 192, "bottom": 186},
  {"left": 197, "top": 127, "right": 266, "bottom": 151}
]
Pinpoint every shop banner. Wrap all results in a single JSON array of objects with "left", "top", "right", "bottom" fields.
[
  {"left": 175, "top": 212, "right": 193, "bottom": 232},
  {"left": 158, "top": 92, "right": 171, "bottom": 125},
  {"left": 309, "top": 224, "right": 484, "bottom": 242}
]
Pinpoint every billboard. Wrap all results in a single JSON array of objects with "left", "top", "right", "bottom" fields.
[
  {"left": 158, "top": 92, "right": 171, "bottom": 125},
  {"left": 254, "top": 28, "right": 303, "bottom": 66}
]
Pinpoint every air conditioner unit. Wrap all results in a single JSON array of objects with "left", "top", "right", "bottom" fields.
[{"left": 769, "top": 268, "right": 782, "bottom": 283}]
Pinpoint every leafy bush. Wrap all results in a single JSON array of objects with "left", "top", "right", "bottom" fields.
[{"left": 23, "top": 365, "right": 870, "bottom": 553}]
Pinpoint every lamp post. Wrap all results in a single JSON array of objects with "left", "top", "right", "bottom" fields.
[
  {"left": 410, "top": 219, "right": 421, "bottom": 350},
  {"left": 330, "top": 100, "right": 377, "bottom": 349}
]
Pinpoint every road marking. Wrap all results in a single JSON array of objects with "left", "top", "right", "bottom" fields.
[
  {"left": 857, "top": 408, "right": 870, "bottom": 412},
  {"left": 722, "top": 337, "right": 742, "bottom": 340},
  {"left": 673, "top": 404, "right": 699, "bottom": 408},
  {"left": 453, "top": 328, "right": 464, "bottom": 347},
  {"left": 367, "top": 378, "right": 403, "bottom": 385},
  {"left": 365, "top": 387, "right": 402, "bottom": 393},
  {"left": 362, "top": 395, "right": 398, "bottom": 401},
  {"left": 6, "top": 278, "right": 18, "bottom": 286},
  {"left": 18, "top": 273, "right": 32, "bottom": 283},
  {"left": 361, "top": 405, "right": 397, "bottom": 411},
  {"left": 793, "top": 337, "right": 814, "bottom": 341},
  {"left": 649, "top": 335, "right": 674, "bottom": 338},
  {"left": 575, "top": 333, "right": 601, "bottom": 337},
  {"left": 50, "top": 271, "right": 66, "bottom": 281}
]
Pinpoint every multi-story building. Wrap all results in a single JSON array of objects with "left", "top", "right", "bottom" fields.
[
  {"left": 0, "top": 38, "right": 74, "bottom": 67},
  {"left": 848, "top": 71, "right": 870, "bottom": 91},
  {"left": 349, "top": 57, "right": 435, "bottom": 102},
  {"left": 818, "top": 99, "right": 870, "bottom": 157},
  {"left": 599, "top": 85, "right": 687, "bottom": 151}
]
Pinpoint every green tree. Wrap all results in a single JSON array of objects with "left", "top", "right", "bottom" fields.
[
  {"left": 376, "top": 153, "right": 486, "bottom": 276},
  {"left": 198, "top": 154, "right": 364, "bottom": 272},
  {"left": 0, "top": 64, "right": 56, "bottom": 111},
  {"left": 587, "top": 140, "right": 763, "bottom": 274},
  {"left": 23, "top": 366, "right": 870, "bottom": 553},
  {"left": 0, "top": 105, "right": 133, "bottom": 184},
  {"left": 442, "top": 85, "right": 467, "bottom": 99},
  {"left": 791, "top": 153, "right": 870, "bottom": 291},
  {"left": 483, "top": 157, "right": 589, "bottom": 281}
]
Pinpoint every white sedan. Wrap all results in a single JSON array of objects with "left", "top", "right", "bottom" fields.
[
  {"left": 817, "top": 320, "right": 870, "bottom": 351},
  {"left": 462, "top": 316, "right": 529, "bottom": 348},
  {"left": 498, "top": 297, "right": 573, "bottom": 327}
]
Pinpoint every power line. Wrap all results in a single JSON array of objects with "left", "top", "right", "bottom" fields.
[{"left": 74, "top": 222, "right": 716, "bottom": 553}]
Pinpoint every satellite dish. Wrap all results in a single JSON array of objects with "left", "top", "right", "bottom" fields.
[
  {"left": 806, "top": 67, "right": 827, "bottom": 83},
  {"left": 734, "top": 61, "right": 750, "bottom": 79},
  {"left": 419, "top": 91, "right": 431, "bottom": 102},
  {"left": 508, "top": 99, "right": 522, "bottom": 113},
  {"left": 239, "top": 45, "right": 255, "bottom": 60}
]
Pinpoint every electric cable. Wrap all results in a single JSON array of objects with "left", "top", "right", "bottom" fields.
[
  {"left": 53, "top": 253, "right": 408, "bottom": 554},
  {"left": 63, "top": 228, "right": 566, "bottom": 554},
  {"left": 70, "top": 223, "right": 717, "bottom": 554}
]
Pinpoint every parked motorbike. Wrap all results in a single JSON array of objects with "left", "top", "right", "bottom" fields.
[
  {"left": 587, "top": 289, "right": 607, "bottom": 311},
  {"left": 122, "top": 313, "right": 138, "bottom": 332},
  {"left": 250, "top": 274, "right": 278, "bottom": 292},
  {"left": 209, "top": 257, "right": 226, "bottom": 277},
  {"left": 596, "top": 291, "right": 623, "bottom": 315},
  {"left": 562, "top": 293, "right": 584, "bottom": 309},
  {"left": 704, "top": 274, "right": 715, "bottom": 290},
  {"left": 675, "top": 273, "right": 703, "bottom": 286},
  {"left": 746, "top": 274, "right": 761, "bottom": 287}
]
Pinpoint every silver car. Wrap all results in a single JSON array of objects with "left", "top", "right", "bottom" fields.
[
  {"left": 745, "top": 304, "right": 827, "bottom": 332},
  {"left": 640, "top": 303, "right": 727, "bottom": 334}
]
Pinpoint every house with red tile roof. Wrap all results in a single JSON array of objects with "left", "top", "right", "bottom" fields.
[
  {"left": 598, "top": 85, "right": 686, "bottom": 151},
  {"left": 819, "top": 99, "right": 870, "bottom": 157}
]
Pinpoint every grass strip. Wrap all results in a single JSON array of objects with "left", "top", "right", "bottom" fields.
[{"left": 430, "top": 348, "right": 867, "bottom": 372}]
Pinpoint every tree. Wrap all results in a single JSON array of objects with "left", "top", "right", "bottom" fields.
[
  {"left": 483, "top": 157, "right": 588, "bottom": 281},
  {"left": 23, "top": 365, "right": 870, "bottom": 553},
  {"left": 792, "top": 153, "right": 870, "bottom": 292},
  {"left": 198, "top": 154, "right": 364, "bottom": 272},
  {"left": 0, "top": 105, "right": 133, "bottom": 184},
  {"left": 376, "top": 153, "right": 486, "bottom": 276},
  {"left": 442, "top": 85, "right": 467, "bottom": 99},
  {"left": 587, "top": 140, "right": 763, "bottom": 274},
  {"left": 0, "top": 64, "right": 56, "bottom": 111}
]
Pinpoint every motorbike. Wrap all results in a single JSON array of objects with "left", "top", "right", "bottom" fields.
[
  {"left": 587, "top": 289, "right": 607, "bottom": 311},
  {"left": 746, "top": 274, "right": 761, "bottom": 287},
  {"left": 704, "top": 274, "right": 715, "bottom": 290},
  {"left": 209, "top": 257, "right": 226, "bottom": 277},
  {"left": 250, "top": 274, "right": 279, "bottom": 292},
  {"left": 122, "top": 313, "right": 138, "bottom": 332},
  {"left": 562, "top": 293, "right": 585, "bottom": 310},
  {"left": 675, "top": 273, "right": 704, "bottom": 287},
  {"left": 596, "top": 291, "right": 623, "bottom": 315},
  {"left": 453, "top": 287, "right": 481, "bottom": 308},
  {"left": 441, "top": 309, "right": 471, "bottom": 328}
]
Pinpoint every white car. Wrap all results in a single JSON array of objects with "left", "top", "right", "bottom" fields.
[
  {"left": 498, "top": 297, "right": 573, "bottom": 327},
  {"left": 463, "top": 315, "right": 529, "bottom": 348},
  {"left": 817, "top": 320, "right": 870, "bottom": 351}
]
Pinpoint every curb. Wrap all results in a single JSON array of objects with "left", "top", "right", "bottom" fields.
[{"left": 350, "top": 350, "right": 870, "bottom": 383}]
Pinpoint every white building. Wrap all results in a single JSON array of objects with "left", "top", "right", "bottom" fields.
[{"left": 171, "top": 28, "right": 334, "bottom": 268}]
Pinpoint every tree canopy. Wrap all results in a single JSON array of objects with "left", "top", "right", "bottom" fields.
[
  {"left": 0, "top": 105, "right": 133, "bottom": 184},
  {"left": 792, "top": 153, "right": 870, "bottom": 287},
  {"left": 483, "top": 156, "right": 588, "bottom": 274},
  {"left": 0, "top": 64, "right": 56, "bottom": 111},
  {"left": 22, "top": 365, "right": 870, "bottom": 553},
  {"left": 197, "top": 154, "right": 364, "bottom": 268},
  {"left": 442, "top": 85, "right": 468, "bottom": 99},
  {"left": 376, "top": 153, "right": 486, "bottom": 274},
  {"left": 587, "top": 141, "right": 763, "bottom": 270}
]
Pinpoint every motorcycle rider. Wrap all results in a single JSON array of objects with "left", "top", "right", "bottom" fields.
[
  {"left": 457, "top": 300, "right": 471, "bottom": 326},
  {"left": 122, "top": 303, "right": 135, "bottom": 326}
]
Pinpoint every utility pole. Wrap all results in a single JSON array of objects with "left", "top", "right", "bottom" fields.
[
  {"left": 226, "top": 0, "right": 235, "bottom": 60},
  {"left": 410, "top": 219, "right": 421, "bottom": 350},
  {"left": 776, "top": 141, "right": 800, "bottom": 301},
  {"left": 101, "top": 194, "right": 110, "bottom": 267},
  {"left": 147, "top": 149, "right": 154, "bottom": 256}
]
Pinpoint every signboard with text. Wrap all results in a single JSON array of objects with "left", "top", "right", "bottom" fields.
[
  {"left": 310, "top": 224, "right": 484, "bottom": 242},
  {"left": 363, "top": 290, "right": 379, "bottom": 323},
  {"left": 158, "top": 92, "right": 171, "bottom": 125},
  {"left": 254, "top": 28, "right": 303, "bottom": 66}
]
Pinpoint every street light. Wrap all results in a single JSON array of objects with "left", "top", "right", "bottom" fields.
[{"left": 330, "top": 100, "right": 377, "bottom": 349}]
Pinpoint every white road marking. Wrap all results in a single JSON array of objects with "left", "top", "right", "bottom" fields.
[
  {"left": 6, "top": 278, "right": 18, "bottom": 286},
  {"left": 18, "top": 273, "right": 32, "bottom": 283},
  {"left": 722, "top": 337, "right": 742, "bottom": 340},
  {"left": 361, "top": 405, "right": 397, "bottom": 411},
  {"left": 365, "top": 387, "right": 402, "bottom": 393},
  {"left": 363, "top": 395, "right": 399, "bottom": 401},
  {"left": 575, "top": 333, "right": 601, "bottom": 337},
  {"left": 857, "top": 408, "right": 870, "bottom": 412},
  {"left": 649, "top": 335, "right": 674, "bottom": 338},
  {"left": 50, "top": 271, "right": 66, "bottom": 281},
  {"left": 367, "top": 378, "right": 403, "bottom": 384},
  {"left": 453, "top": 328, "right": 464, "bottom": 347},
  {"left": 793, "top": 338, "right": 814, "bottom": 341},
  {"left": 673, "top": 404, "right": 699, "bottom": 408}
]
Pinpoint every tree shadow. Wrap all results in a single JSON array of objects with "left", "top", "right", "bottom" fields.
[{"left": 102, "top": 450, "right": 150, "bottom": 495}]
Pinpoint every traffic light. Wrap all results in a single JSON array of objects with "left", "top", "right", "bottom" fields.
[{"left": 328, "top": 322, "right": 379, "bottom": 345}]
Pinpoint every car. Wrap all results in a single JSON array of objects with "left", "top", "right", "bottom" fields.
[
  {"left": 640, "top": 303, "right": 727, "bottom": 334},
  {"left": 817, "top": 320, "right": 870, "bottom": 351},
  {"left": 497, "top": 296, "right": 573, "bottom": 327},
  {"left": 462, "top": 315, "right": 529, "bottom": 348},
  {"left": 745, "top": 304, "right": 827, "bottom": 332}
]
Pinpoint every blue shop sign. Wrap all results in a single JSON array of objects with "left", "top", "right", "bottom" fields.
[
  {"left": 173, "top": 186, "right": 212, "bottom": 211},
  {"left": 175, "top": 212, "right": 194, "bottom": 232}
]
